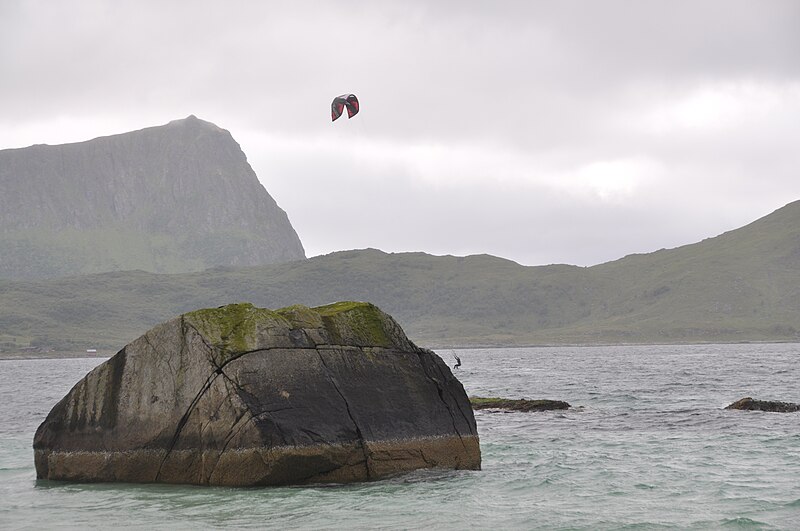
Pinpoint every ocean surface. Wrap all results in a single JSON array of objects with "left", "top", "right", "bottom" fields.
[{"left": 1, "top": 343, "right": 799, "bottom": 530}]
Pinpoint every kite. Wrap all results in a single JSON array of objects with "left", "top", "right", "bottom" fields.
[{"left": 331, "top": 94, "right": 359, "bottom": 121}]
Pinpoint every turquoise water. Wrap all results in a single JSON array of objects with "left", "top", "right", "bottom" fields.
[{"left": 1, "top": 344, "right": 799, "bottom": 529}]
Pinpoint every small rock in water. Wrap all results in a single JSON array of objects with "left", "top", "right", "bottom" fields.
[
  {"left": 470, "top": 397, "right": 571, "bottom": 412},
  {"left": 725, "top": 397, "right": 800, "bottom": 413}
]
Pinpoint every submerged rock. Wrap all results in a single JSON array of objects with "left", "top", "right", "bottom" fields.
[
  {"left": 725, "top": 397, "right": 800, "bottom": 413},
  {"left": 470, "top": 397, "right": 571, "bottom": 412},
  {"left": 33, "top": 302, "right": 480, "bottom": 486}
]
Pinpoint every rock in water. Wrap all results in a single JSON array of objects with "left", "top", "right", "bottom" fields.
[
  {"left": 33, "top": 302, "right": 480, "bottom": 486},
  {"left": 725, "top": 397, "right": 800, "bottom": 412},
  {"left": 470, "top": 397, "right": 571, "bottom": 412}
]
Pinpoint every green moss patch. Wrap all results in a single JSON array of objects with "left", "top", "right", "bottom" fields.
[
  {"left": 184, "top": 303, "right": 286, "bottom": 361},
  {"left": 274, "top": 305, "right": 324, "bottom": 329},
  {"left": 183, "top": 301, "right": 407, "bottom": 363},
  {"left": 313, "top": 301, "right": 395, "bottom": 347}
]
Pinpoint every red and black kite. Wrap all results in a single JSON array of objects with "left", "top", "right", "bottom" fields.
[{"left": 331, "top": 94, "right": 359, "bottom": 121}]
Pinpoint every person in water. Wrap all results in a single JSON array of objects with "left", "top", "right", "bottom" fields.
[{"left": 452, "top": 353, "right": 462, "bottom": 370}]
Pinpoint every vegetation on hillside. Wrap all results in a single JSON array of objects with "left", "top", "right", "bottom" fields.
[{"left": 2, "top": 201, "right": 800, "bottom": 352}]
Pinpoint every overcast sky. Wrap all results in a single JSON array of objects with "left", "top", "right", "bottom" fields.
[{"left": 2, "top": 1, "right": 799, "bottom": 266}]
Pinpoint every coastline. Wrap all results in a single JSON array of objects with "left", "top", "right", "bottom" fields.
[
  {"left": 4, "top": 339, "right": 800, "bottom": 361},
  {"left": 0, "top": 351, "right": 113, "bottom": 361}
]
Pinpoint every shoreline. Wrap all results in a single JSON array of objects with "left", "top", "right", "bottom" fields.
[
  {"left": 4, "top": 339, "right": 800, "bottom": 361},
  {"left": 426, "top": 338, "right": 800, "bottom": 351},
  {"left": 0, "top": 351, "right": 113, "bottom": 361}
]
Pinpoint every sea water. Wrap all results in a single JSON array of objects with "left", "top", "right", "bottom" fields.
[{"left": 1, "top": 344, "right": 798, "bottom": 530}]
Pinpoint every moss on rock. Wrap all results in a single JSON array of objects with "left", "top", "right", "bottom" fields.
[
  {"left": 314, "top": 301, "right": 395, "bottom": 348},
  {"left": 184, "top": 303, "right": 286, "bottom": 358},
  {"left": 274, "top": 304, "right": 324, "bottom": 329},
  {"left": 183, "top": 301, "right": 415, "bottom": 364}
]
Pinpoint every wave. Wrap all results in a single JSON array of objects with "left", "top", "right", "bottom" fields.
[{"left": 719, "top": 516, "right": 770, "bottom": 528}]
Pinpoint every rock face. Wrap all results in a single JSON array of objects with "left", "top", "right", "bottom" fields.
[
  {"left": 0, "top": 115, "right": 305, "bottom": 280},
  {"left": 725, "top": 397, "right": 800, "bottom": 413},
  {"left": 33, "top": 302, "right": 480, "bottom": 486}
]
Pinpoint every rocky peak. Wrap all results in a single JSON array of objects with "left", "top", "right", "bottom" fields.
[{"left": 0, "top": 117, "right": 305, "bottom": 279}]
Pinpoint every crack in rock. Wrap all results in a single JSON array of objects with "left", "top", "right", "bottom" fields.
[
  {"left": 154, "top": 370, "right": 221, "bottom": 481},
  {"left": 429, "top": 356, "right": 476, "bottom": 435},
  {"left": 315, "top": 349, "right": 372, "bottom": 479},
  {"left": 154, "top": 327, "right": 268, "bottom": 481},
  {"left": 414, "top": 350, "right": 474, "bottom": 448}
]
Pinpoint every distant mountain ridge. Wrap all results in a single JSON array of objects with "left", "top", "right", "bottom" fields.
[
  {"left": 0, "top": 116, "right": 305, "bottom": 279},
  {"left": 2, "top": 200, "right": 800, "bottom": 351}
]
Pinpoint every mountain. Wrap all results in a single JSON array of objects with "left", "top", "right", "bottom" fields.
[
  {"left": 0, "top": 116, "right": 305, "bottom": 280},
  {"left": 2, "top": 201, "right": 800, "bottom": 352}
]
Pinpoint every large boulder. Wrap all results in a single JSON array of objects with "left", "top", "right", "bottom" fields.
[{"left": 34, "top": 302, "right": 480, "bottom": 486}]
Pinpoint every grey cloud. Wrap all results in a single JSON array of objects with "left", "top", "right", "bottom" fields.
[{"left": 1, "top": 0, "right": 799, "bottom": 266}]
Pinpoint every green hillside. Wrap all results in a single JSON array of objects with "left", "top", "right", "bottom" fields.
[{"left": 2, "top": 201, "right": 800, "bottom": 353}]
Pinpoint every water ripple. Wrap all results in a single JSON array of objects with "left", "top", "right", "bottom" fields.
[{"left": 2, "top": 344, "right": 800, "bottom": 529}]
